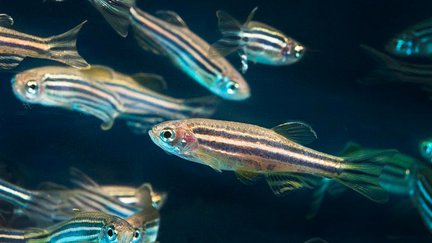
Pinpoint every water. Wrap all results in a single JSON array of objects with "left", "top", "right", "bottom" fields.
[{"left": 1, "top": 0, "right": 432, "bottom": 242}]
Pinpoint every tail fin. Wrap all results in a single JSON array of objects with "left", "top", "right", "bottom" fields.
[
  {"left": 91, "top": 0, "right": 133, "bottom": 37},
  {"left": 335, "top": 150, "right": 397, "bottom": 203},
  {"left": 209, "top": 10, "right": 243, "bottom": 58},
  {"left": 182, "top": 96, "right": 220, "bottom": 118},
  {"left": 413, "top": 168, "right": 432, "bottom": 233},
  {"left": 46, "top": 21, "right": 90, "bottom": 69}
]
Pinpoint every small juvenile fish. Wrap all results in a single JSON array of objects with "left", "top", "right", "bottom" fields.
[
  {"left": 0, "top": 14, "right": 89, "bottom": 69},
  {"left": 0, "top": 211, "right": 137, "bottom": 243},
  {"left": 149, "top": 118, "right": 395, "bottom": 202},
  {"left": 210, "top": 7, "right": 305, "bottom": 73},
  {"left": 126, "top": 207, "right": 160, "bottom": 243},
  {"left": 46, "top": 0, "right": 133, "bottom": 37},
  {"left": 12, "top": 65, "right": 217, "bottom": 132},
  {"left": 386, "top": 18, "right": 432, "bottom": 58},
  {"left": 420, "top": 138, "right": 432, "bottom": 164},
  {"left": 129, "top": 6, "right": 250, "bottom": 100}
]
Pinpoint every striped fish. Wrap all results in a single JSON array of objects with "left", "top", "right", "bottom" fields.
[
  {"left": 0, "top": 211, "right": 136, "bottom": 243},
  {"left": 149, "top": 118, "right": 396, "bottom": 202},
  {"left": 209, "top": 7, "right": 305, "bottom": 73},
  {"left": 386, "top": 18, "right": 432, "bottom": 58},
  {"left": 129, "top": 6, "right": 250, "bottom": 101},
  {"left": 0, "top": 14, "right": 89, "bottom": 70},
  {"left": 100, "top": 183, "right": 167, "bottom": 210},
  {"left": 0, "top": 168, "right": 144, "bottom": 226},
  {"left": 11, "top": 65, "right": 218, "bottom": 132},
  {"left": 126, "top": 207, "right": 160, "bottom": 243},
  {"left": 412, "top": 168, "right": 432, "bottom": 233}
]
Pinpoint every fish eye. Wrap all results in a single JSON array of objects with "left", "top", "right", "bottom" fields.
[
  {"left": 294, "top": 45, "right": 304, "bottom": 58},
  {"left": 133, "top": 230, "right": 141, "bottom": 239},
  {"left": 25, "top": 81, "right": 38, "bottom": 95},
  {"left": 225, "top": 81, "right": 239, "bottom": 95},
  {"left": 106, "top": 225, "right": 117, "bottom": 241},
  {"left": 160, "top": 128, "right": 176, "bottom": 142}
]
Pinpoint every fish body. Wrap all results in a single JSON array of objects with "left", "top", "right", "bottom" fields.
[
  {"left": 210, "top": 8, "right": 305, "bottom": 73},
  {"left": 0, "top": 14, "right": 89, "bottom": 69},
  {"left": 386, "top": 18, "right": 432, "bottom": 58},
  {"left": 129, "top": 6, "right": 250, "bottom": 100},
  {"left": 126, "top": 207, "right": 160, "bottom": 243},
  {"left": 11, "top": 65, "right": 217, "bottom": 131},
  {"left": 149, "top": 118, "right": 393, "bottom": 202},
  {"left": 412, "top": 168, "right": 432, "bottom": 233},
  {"left": 0, "top": 211, "right": 136, "bottom": 243},
  {"left": 0, "top": 168, "right": 143, "bottom": 225}
]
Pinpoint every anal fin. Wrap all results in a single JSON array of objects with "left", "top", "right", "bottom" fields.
[
  {"left": 0, "top": 55, "right": 24, "bottom": 69},
  {"left": 265, "top": 172, "right": 322, "bottom": 196},
  {"left": 235, "top": 170, "right": 262, "bottom": 185}
]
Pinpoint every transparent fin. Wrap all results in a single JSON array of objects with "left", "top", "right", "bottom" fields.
[
  {"left": 245, "top": 7, "right": 259, "bottom": 24},
  {"left": 69, "top": 167, "right": 100, "bottom": 189},
  {"left": 81, "top": 65, "right": 114, "bottom": 80},
  {"left": 46, "top": 21, "right": 90, "bottom": 69},
  {"left": 0, "top": 14, "right": 13, "bottom": 27},
  {"left": 306, "top": 178, "right": 332, "bottom": 219},
  {"left": 91, "top": 0, "right": 133, "bottom": 37},
  {"left": 208, "top": 10, "right": 243, "bottom": 58},
  {"left": 271, "top": 121, "right": 317, "bottom": 145},
  {"left": 0, "top": 55, "right": 24, "bottom": 69},
  {"left": 335, "top": 150, "right": 398, "bottom": 203},
  {"left": 413, "top": 168, "right": 432, "bottom": 233},
  {"left": 71, "top": 102, "right": 115, "bottom": 130},
  {"left": 132, "top": 73, "right": 167, "bottom": 91},
  {"left": 265, "top": 172, "right": 322, "bottom": 196},
  {"left": 155, "top": 10, "right": 188, "bottom": 28},
  {"left": 182, "top": 95, "right": 220, "bottom": 118},
  {"left": 235, "top": 170, "right": 262, "bottom": 185}
]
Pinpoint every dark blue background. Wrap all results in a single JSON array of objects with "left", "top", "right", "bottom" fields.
[{"left": 1, "top": 0, "right": 432, "bottom": 242}]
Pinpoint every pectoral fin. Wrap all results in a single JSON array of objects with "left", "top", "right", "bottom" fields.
[
  {"left": 0, "top": 14, "right": 13, "bottom": 27},
  {"left": 0, "top": 55, "right": 24, "bottom": 69},
  {"left": 132, "top": 73, "right": 167, "bottom": 91},
  {"left": 194, "top": 151, "right": 223, "bottom": 172}
]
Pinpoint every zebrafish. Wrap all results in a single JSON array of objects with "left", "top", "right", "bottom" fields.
[
  {"left": 126, "top": 207, "right": 160, "bottom": 243},
  {"left": 11, "top": 65, "right": 217, "bottom": 132},
  {"left": 0, "top": 211, "right": 136, "bottom": 243},
  {"left": 0, "top": 168, "right": 144, "bottom": 226},
  {"left": 100, "top": 183, "right": 167, "bottom": 210},
  {"left": 129, "top": 6, "right": 250, "bottom": 100},
  {"left": 386, "top": 18, "right": 432, "bottom": 58},
  {"left": 209, "top": 7, "right": 305, "bottom": 73},
  {"left": 360, "top": 44, "right": 432, "bottom": 95},
  {"left": 412, "top": 168, "right": 432, "bottom": 233},
  {"left": 0, "top": 14, "right": 89, "bottom": 70},
  {"left": 420, "top": 138, "right": 432, "bottom": 164},
  {"left": 148, "top": 118, "right": 395, "bottom": 202},
  {"left": 47, "top": 0, "right": 133, "bottom": 37}
]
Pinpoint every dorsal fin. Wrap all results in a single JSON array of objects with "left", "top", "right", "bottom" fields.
[
  {"left": 0, "top": 14, "right": 13, "bottom": 27},
  {"left": 271, "top": 121, "right": 317, "bottom": 145},
  {"left": 80, "top": 65, "right": 114, "bottom": 80},
  {"left": 132, "top": 73, "right": 167, "bottom": 92},
  {"left": 245, "top": 7, "right": 258, "bottom": 25},
  {"left": 155, "top": 10, "right": 188, "bottom": 28}
]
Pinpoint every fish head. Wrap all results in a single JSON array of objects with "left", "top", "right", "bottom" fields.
[
  {"left": 281, "top": 40, "right": 305, "bottom": 64},
  {"left": 386, "top": 32, "right": 417, "bottom": 57},
  {"left": 215, "top": 72, "right": 250, "bottom": 100},
  {"left": 420, "top": 139, "right": 432, "bottom": 161},
  {"left": 11, "top": 68, "right": 46, "bottom": 104},
  {"left": 100, "top": 218, "right": 135, "bottom": 243},
  {"left": 149, "top": 120, "right": 199, "bottom": 159}
]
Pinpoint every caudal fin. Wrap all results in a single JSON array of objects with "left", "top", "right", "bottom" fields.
[
  {"left": 413, "top": 168, "right": 432, "bottom": 233},
  {"left": 209, "top": 10, "right": 243, "bottom": 58},
  {"left": 335, "top": 150, "right": 397, "bottom": 203},
  {"left": 46, "top": 21, "right": 90, "bottom": 69},
  {"left": 183, "top": 96, "right": 220, "bottom": 118}
]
